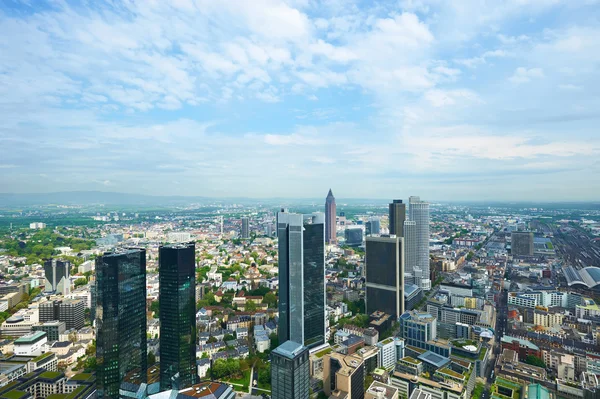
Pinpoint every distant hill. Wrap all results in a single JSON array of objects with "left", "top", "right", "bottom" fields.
[{"left": 0, "top": 191, "right": 213, "bottom": 206}]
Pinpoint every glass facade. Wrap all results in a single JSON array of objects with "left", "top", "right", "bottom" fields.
[
  {"left": 389, "top": 200, "right": 406, "bottom": 237},
  {"left": 278, "top": 212, "right": 325, "bottom": 349},
  {"left": 159, "top": 243, "right": 197, "bottom": 391},
  {"left": 365, "top": 236, "right": 404, "bottom": 318},
  {"left": 303, "top": 220, "right": 325, "bottom": 348},
  {"left": 271, "top": 342, "right": 310, "bottom": 399},
  {"left": 96, "top": 249, "right": 147, "bottom": 399}
]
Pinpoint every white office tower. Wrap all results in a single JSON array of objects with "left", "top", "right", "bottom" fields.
[
  {"left": 403, "top": 220, "right": 417, "bottom": 285},
  {"left": 409, "top": 196, "right": 431, "bottom": 291}
]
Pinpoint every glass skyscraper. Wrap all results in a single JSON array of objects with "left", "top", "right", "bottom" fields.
[
  {"left": 43, "top": 259, "right": 70, "bottom": 294},
  {"left": 389, "top": 199, "right": 406, "bottom": 237},
  {"left": 409, "top": 196, "right": 431, "bottom": 291},
  {"left": 96, "top": 249, "right": 147, "bottom": 399},
  {"left": 277, "top": 211, "right": 325, "bottom": 349},
  {"left": 271, "top": 341, "right": 310, "bottom": 399},
  {"left": 159, "top": 243, "right": 197, "bottom": 391},
  {"left": 365, "top": 235, "right": 405, "bottom": 318}
]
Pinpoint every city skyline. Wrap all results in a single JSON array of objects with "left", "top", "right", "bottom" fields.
[{"left": 1, "top": 2, "right": 599, "bottom": 200}]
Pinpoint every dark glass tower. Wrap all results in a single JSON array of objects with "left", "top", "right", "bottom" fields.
[
  {"left": 43, "top": 259, "right": 70, "bottom": 294},
  {"left": 159, "top": 243, "right": 197, "bottom": 391},
  {"left": 365, "top": 235, "right": 405, "bottom": 318},
  {"left": 96, "top": 249, "right": 147, "bottom": 399},
  {"left": 271, "top": 341, "right": 310, "bottom": 399},
  {"left": 389, "top": 199, "right": 406, "bottom": 237},
  {"left": 277, "top": 212, "right": 325, "bottom": 349}
]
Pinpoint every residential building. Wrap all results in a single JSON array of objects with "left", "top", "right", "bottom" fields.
[
  {"left": 271, "top": 341, "right": 310, "bottom": 399},
  {"left": 159, "top": 243, "right": 197, "bottom": 391},
  {"left": 96, "top": 249, "right": 147, "bottom": 399},
  {"left": 365, "top": 235, "right": 404, "bottom": 318},
  {"left": 277, "top": 211, "right": 326, "bottom": 349},
  {"left": 325, "top": 189, "right": 337, "bottom": 244},
  {"left": 500, "top": 336, "right": 541, "bottom": 361},
  {"left": 43, "top": 259, "right": 70, "bottom": 295}
]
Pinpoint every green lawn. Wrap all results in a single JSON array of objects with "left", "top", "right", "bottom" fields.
[{"left": 224, "top": 370, "right": 251, "bottom": 391}]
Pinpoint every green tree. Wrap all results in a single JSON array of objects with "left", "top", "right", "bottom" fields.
[
  {"left": 74, "top": 278, "right": 87, "bottom": 288},
  {"left": 207, "top": 336, "right": 217, "bottom": 344},
  {"left": 224, "top": 334, "right": 235, "bottom": 342},
  {"left": 244, "top": 300, "right": 257, "bottom": 312},
  {"left": 148, "top": 351, "right": 156, "bottom": 365},
  {"left": 466, "top": 251, "right": 474, "bottom": 261},
  {"left": 525, "top": 355, "right": 546, "bottom": 368},
  {"left": 263, "top": 292, "right": 277, "bottom": 307},
  {"left": 151, "top": 300, "right": 159, "bottom": 318}
]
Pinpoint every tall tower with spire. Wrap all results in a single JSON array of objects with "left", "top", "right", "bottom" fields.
[{"left": 325, "top": 189, "right": 337, "bottom": 244}]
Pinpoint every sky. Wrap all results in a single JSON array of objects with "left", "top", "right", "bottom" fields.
[{"left": 1, "top": 0, "right": 599, "bottom": 201}]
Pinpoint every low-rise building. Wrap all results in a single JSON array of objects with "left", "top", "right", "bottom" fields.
[{"left": 13, "top": 332, "right": 47, "bottom": 356}]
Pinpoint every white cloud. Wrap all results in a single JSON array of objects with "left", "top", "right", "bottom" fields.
[
  {"left": 509, "top": 67, "right": 544, "bottom": 83},
  {"left": 424, "top": 89, "right": 481, "bottom": 107},
  {"left": 558, "top": 84, "right": 583, "bottom": 91}
]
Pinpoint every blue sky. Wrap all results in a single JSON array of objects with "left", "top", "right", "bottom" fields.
[{"left": 1, "top": 0, "right": 599, "bottom": 201}]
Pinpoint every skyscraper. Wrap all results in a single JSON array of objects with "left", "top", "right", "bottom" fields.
[
  {"left": 365, "top": 235, "right": 405, "bottom": 318},
  {"left": 241, "top": 217, "right": 249, "bottom": 239},
  {"left": 389, "top": 200, "right": 406, "bottom": 237},
  {"left": 409, "top": 196, "right": 431, "bottom": 291},
  {"left": 271, "top": 341, "right": 310, "bottom": 399},
  {"left": 43, "top": 259, "right": 70, "bottom": 294},
  {"left": 96, "top": 249, "right": 147, "bottom": 399},
  {"left": 159, "top": 243, "right": 197, "bottom": 391},
  {"left": 277, "top": 211, "right": 325, "bottom": 349},
  {"left": 403, "top": 220, "right": 417, "bottom": 284},
  {"left": 325, "top": 189, "right": 337, "bottom": 244},
  {"left": 40, "top": 299, "right": 85, "bottom": 330},
  {"left": 365, "top": 218, "right": 380, "bottom": 236}
]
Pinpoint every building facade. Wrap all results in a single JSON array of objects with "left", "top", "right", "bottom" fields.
[
  {"left": 278, "top": 212, "right": 326, "bottom": 349},
  {"left": 365, "top": 236, "right": 404, "bottom": 318},
  {"left": 43, "top": 259, "right": 70, "bottom": 295},
  {"left": 96, "top": 249, "right": 147, "bottom": 399},
  {"left": 511, "top": 232, "right": 534, "bottom": 257},
  {"left": 389, "top": 200, "right": 406, "bottom": 237},
  {"left": 409, "top": 196, "right": 431, "bottom": 291},
  {"left": 325, "top": 189, "right": 337, "bottom": 244},
  {"left": 159, "top": 243, "right": 197, "bottom": 391},
  {"left": 241, "top": 217, "right": 249, "bottom": 239},
  {"left": 271, "top": 341, "right": 310, "bottom": 399}
]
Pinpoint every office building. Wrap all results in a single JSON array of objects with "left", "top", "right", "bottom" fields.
[
  {"left": 365, "top": 235, "right": 404, "bottom": 318},
  {"left": 159, "top": 243, "right": 197, "bottom": 391},
  {"left": 278, "top": 212, "right": 325, "bottom": 349},
  {"left": 44, "top": 259, "right": 70, "bottom": 295},
  {"left": 323, "top": 352, "right": 365, "bottom": 399},
  {"left": 366, "top": 218, "right": 381, "bottom": 236},
  {"left": 512, "top": 232, "right": 534, "bottom": 256},
  {"left": 325, "top": 189, "right": 337, "bottom": 244},
  {"left": 271, "top": 341, "right": 310, "bottom": 399},
  {"left": 399, "top": 311, "right": 437, "bottom": 349},
  {"left": 409, "top": 196, "right": 431, "bottom": 291},
  {"left": 403, "top": 221, "right": 417, "bottom": 284},
  {"left": 96, "top": 249, "right": 147, "bottom": 399},
  {"left": 241, "top": 217, "right": 249, "bottom": 239},
  {"left": 345, "top": 227, "right": 364, "bottom": 247},
  {"left": 39, "top": 299, "right": 85, "bottom": 330},
  {"left": 389, "top": 200, "right": 406, "bottom": 237},
  {"left": 33, "top": 321, "right": 66, "bottom": 342}
]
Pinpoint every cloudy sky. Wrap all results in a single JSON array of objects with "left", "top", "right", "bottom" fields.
[{"left": 1, "top": 0, "right": 599, "bottom": 201}]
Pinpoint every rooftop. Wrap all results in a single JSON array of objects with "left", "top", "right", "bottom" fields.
[
  {"left": 272, "top": 340, "right": 306, "bottom": 359},
  {"left": 501, "top": 335, "right": 539, "bottom": 350},
  {"left": 14, "top": 331, "right": 46, "bottom": 344}
]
